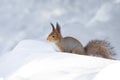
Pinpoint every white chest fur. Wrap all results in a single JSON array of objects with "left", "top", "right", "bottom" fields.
[{"left": 50, "top": 43, "right": 61, "bottom": 52}]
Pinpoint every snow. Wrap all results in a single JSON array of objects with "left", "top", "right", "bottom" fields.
[
  {"left": 93, "top": 62, "right": 120, "bottom": 80},
  {"left": 0, "top": 40, "right": 54, "bottom": 78},
  {"left": 0, "top": 40, "right": 119, "bottom": 80}
]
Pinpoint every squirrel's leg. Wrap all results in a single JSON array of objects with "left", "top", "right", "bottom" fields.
[
  {"left": 60, "top": 46, "right": 65, "bottom": 52},
  {"left": 72, "top": 48, "right": 85, "bottom": 55},
  {"left": 56, "top": 43, "right": 65, "bottom": 52}
]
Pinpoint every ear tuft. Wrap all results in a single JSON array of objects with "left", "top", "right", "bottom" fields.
[
  {"left": 50, "top": 23, "right": 55, "bottom": 31},
  {"left": 56, "top": 22, "right": 61, "bottom": 33}
]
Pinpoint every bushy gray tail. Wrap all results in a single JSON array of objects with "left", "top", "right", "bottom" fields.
[{"left": 84, "top": 40, "right": 115, "bottom": 59}]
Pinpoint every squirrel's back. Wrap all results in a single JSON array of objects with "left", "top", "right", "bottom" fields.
[
  {"left": 85, "top": 40, "right": 114, "bottom": 59},
  {"left": 58, "top": 37, "right": 85, "bottom": 54}
]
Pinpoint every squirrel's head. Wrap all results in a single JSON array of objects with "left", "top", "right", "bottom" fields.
[{"left": 47, "top": 23, "right": 63, "bottom": 43}]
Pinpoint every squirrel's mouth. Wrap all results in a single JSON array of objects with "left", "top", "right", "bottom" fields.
[
  {"left": 47, "top": 39, "right": 59, "bottom": 43},
  {"left": 47, "top": 38, "right": 53, "bottom": 42}
]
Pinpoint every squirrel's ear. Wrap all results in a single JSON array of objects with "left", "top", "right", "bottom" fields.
[
  {"left": 50, "top": 23, "right": 55, "bottom": 31},
  {"left": 56, "top": 22, "right": 61, "bottom": 33}
]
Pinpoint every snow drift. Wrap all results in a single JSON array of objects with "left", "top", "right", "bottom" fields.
[{"left": 0, "top": 40, "right": 119, "bottom": 80}]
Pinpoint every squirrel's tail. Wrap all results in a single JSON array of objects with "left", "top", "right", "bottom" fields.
[{"left": 84, "top": 40, "right": 115, "bottom": 59}]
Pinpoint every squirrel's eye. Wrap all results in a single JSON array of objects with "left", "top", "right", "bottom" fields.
[{"left": 52, "top": 36, "right": 55, "bottom": 38}]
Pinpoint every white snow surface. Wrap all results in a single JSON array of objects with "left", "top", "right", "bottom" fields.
[
  {"left": 0, "top": 40, "right": 119, "bottom": 80},
  {"left": 93, "top": 62, "right": 120, "bottom": 80}
]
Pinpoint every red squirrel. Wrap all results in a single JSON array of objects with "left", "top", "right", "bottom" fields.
[{"left": 47, "top": 23, "right": 115, "bottom": 59}]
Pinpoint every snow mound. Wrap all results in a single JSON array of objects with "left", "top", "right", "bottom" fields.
[
  {"left": 0, "top": 40, "right": 119, "bottom": 80},
  {"left": 12, "top": 40, "right": 54, "bottom": 52},
  {"left": 93, "top": 62, "right": 120, "bottom": 80}
]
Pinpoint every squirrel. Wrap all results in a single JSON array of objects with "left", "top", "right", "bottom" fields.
[{"left": 47, "top": 23, "right": 115, "bottom": 59}]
